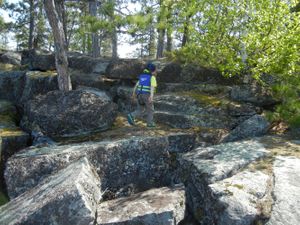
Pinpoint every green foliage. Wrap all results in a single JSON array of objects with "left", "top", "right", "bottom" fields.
[{"left": 170, "top": 0, "right": 300, "bottom": 127}]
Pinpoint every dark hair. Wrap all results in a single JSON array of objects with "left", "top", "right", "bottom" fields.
[{"left": 146, "top": 63, "right": 156, "bottom": 72}]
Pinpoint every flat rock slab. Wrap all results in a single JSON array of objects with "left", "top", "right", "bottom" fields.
[
  {"left": 5, "top": 134, "right": 193, "bottom": 199},
  {"left": 181, "top": 139, "right": 270, "bottom": 184},
  {"left": 97, "top": 185, "right": 185, "bottom": 225},
  {"left": 266, "top": 156, "right": 300, "bottom": 225},
  {"left": 209, "top": 171, "right": 271, "bottom": 225},
  {"left": 0, "top": 157, "right": 101, "bottom": 225}
]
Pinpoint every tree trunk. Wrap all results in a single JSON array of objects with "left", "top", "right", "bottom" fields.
[
  {"left": 182, "top": 15, "right": 191, "bottom": 47},
  {"left": 44, "top": 0, "right": 72, "bottom": 91},
  {"left": 112, "top": 27, "right": 118, "bottom": 59},
  {"left": 156, "top": 28, "right": 165, "bottom": 59},
  {"left": 156, "top": 0, "right": 166, "bottom": 59},
  {"left": 148, "top": 24, "right": 156, "bottom": 58},
  {"left": 166, "top": 27, "right": 172, "bottom": 52},
  {"left": 89, "top": 0, "right": 100, "bottom": 58},
  {"left": 28, "top": 0, "right": 34, "bottom": 49},
  {"left": 55, "top": 0, "right": 68, "bottom": 50}
]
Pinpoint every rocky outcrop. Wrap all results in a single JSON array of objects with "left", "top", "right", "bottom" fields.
[
  {"left": 0, "top": 51, "right": 21, "bottom": 66},
  {"left": 266, "top": 156, "right": 300, "bottom": 225},
  {"left": 21, "top": 50, "right": 55, "bottom": 71},
  {"left": 157, "top": 62, "right": 182, "bottom": 83},
  {"left": 153, "top": 94, "right": 254, "bottom": 130},
  {"left": 157, "top": 63, "right": 241, "bottom": 85},
  {"left": 223, "top": 115, "right": 270, "bottom": 142},
  {"left": 21, "top": 89, "right": 118, "bottom": 137},
  {"left": 5, "top": 134, "right": 194, "bottom": 199},
  {"left": 178, "top": 138, "right": 270, "bottom": 224},
  {"left": 0, "top": 158, "right": 101, "bottom": 225},
  {"left": 106, "top": 59, "right": 146, "bottom": 80},
  {"left": 0, "top": 70, "right": 58, "bottom": 105},
  {"left": 68, "top": 55, "right": 110, "bottom": 74},
  {"left": 0, "top": 100, "right": 29, "bottom": 191},
  {"left": 0, "top": 71, "right": 26, "bottom": 103},
  {"left": 97, "top": 185, "right": 186, "bottom": 225},
  {"left": 230, "top": 85, "right": 278, "bottom": 107},
  {"left": 19, "top": 71, "right": 58, "bottom": 104}
]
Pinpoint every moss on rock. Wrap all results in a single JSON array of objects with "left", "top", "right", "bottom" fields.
[
  {"left": 26, "top": 71, "right": 57, "bottom": 79},
  {"left": 0, "top": 127, "right": 26, "bottom": 137}
]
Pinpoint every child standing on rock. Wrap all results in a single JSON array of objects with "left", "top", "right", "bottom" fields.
[{"left": 127, "top": 63, "right": 157, "bottom": 128}]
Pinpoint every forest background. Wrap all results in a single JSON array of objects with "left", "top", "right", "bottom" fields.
[{"left": 0, "top": 0, "right": 299, "bottom": 127}]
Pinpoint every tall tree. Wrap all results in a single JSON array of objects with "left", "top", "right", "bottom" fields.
[
  {"left": 44, "top": 0, "right": 72, "bottom": 91},
  {"left": 28, "top": 0, "right": 35, "bottom": 49},
  {"left": 89, "top": 0, "right": 100, "bottom": 57},
  {"left": 156, "top": 0, "right": 166, "bottom": 58}
]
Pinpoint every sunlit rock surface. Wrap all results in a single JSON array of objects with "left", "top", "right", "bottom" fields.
[
  {"left": 97, "top": 185, "right": 185, "bottom": 225},
  {"left": 266, "top": 156, "right": 300, "bottom": 225},
  {"left": 179, "top": 138, "right": 270, "bottom": 224},
  {"left": 209, "top": 171, "right": 271, "bottom": 225},
  {"left": 0, "top": 158, "right": 101, "bottom": 225}
]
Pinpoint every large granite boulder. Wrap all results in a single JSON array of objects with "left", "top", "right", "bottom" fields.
[
  {"left": 0, "top": 157, "right": 101, "bottom": 225},
  {"left": 106, "top": 59, "right": 146, "bottom": 80},
  {"left": 68, "top": 55, "right": 110, "bottom": 74},
  {"left": 97, "top": 185, "right": 186, "bottom": 225},
  {"left": 180, "top": 64, "right": 241, "bottom": 85},
  {"left": 5, "top": 134, "right": 194, "bottom": 199},
  {"left": 230, "top": 85, "right": 278, "bottom": 107},
  {"left": 0, "top": 51, "right": 21, "bottom": 66},
  {"left": 21, "top": 50, "right": 111, "bottom": 74},
  {"left": 223, "top": 115, "right": 270, "bottom": 142},
  {"left": 19, "top": 71, "right": 59, "bottom": 105},
  {"left": 178, "top": 138, "right": 270, "bottom": 224},
  {"left": 21, "top": 50, "right": 56, "bottom": 71},
  {"left": 21, "top": 89, "right": 118, "bottom": 137},
  {"left": 0, "top": 71, "right": 26, "bottom": 103},
  {"left": 266, "top": 156, "right": 300, "bottom": 225},
  {"left": 157, "top": 62, "right": 182, "bottom": 83}
]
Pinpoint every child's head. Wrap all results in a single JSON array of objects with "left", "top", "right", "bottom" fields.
[{"left": 146, "top": 63, "right": 156, "bottom": 75}]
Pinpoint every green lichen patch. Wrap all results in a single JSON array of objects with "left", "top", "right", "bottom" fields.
[
  {"left": 26, "top": 71, "right": 57, "bottom": 79},
  {"left": 179, "top": 90, "right": 231, "bottom": 109},
  {"left": 0, "top": 63, "right": 16, "bottom": 71},
  {"left": 0, "top": 63, "right": 27, "bottom": 71}
]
